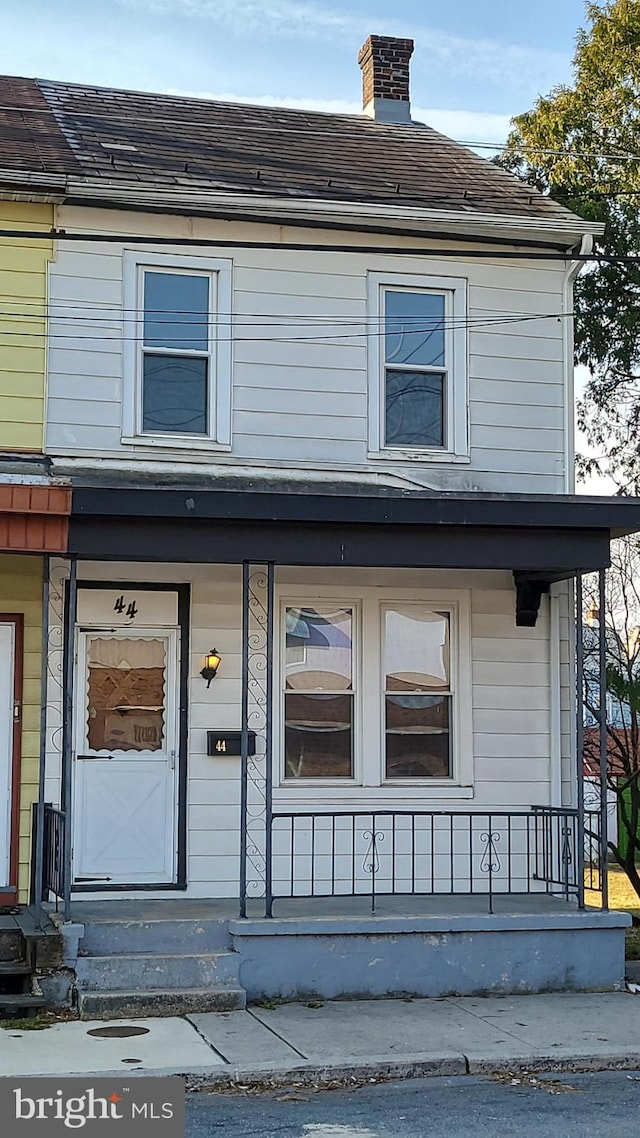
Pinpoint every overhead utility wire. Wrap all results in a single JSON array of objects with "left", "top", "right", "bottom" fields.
[
  {"left": 0, "top": 308, "right": 572, "bottom": 326},
  {"left": 0, "top": 312, "right": 574, "bottom": 344}
]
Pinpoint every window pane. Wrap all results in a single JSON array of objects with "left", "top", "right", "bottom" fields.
[
  {"left": 143, "top": 271, "right": 209, "bottom": 351},
  {"left": 385, "top": 371, "right": 444, "bottom": 448},
  {"left": 385, "top": 291, "right": 445, "bottom": 367},
  {"left": 86, "top": 637, "right": 166, "bottom": 753},
  {"left": 385, "top": 608, "right": 449, "bottom": 691},
  {"left": 285, "top": 693, "right": 353, "bottom": 778},
  {"left": 143, "top": 353, "right": 208, "bottom": 434},
  {"left": 386, "top": 694, "right": 451, "bottom": 778},
  {"left": 285, "top": 607, "right": 353, "bottom": 691}
]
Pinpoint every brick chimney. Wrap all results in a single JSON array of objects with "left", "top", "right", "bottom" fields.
[{"left": 358, "top": 35, "right": 414, "bottom": 124}]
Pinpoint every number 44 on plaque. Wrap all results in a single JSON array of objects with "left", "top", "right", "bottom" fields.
[{"left": 113, "top": 595, "right": 139, "bottom": 620}]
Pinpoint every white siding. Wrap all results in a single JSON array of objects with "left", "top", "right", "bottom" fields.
[
  {"left": 44, "top": 562, "right": 559, "bottom": 898},
  {"left": 46, "top": 206, "right": 569, "bottom": 493}
]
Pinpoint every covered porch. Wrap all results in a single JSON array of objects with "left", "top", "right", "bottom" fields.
[{"left": 28, "top": 483, "right": 640, "bottom": 1007}]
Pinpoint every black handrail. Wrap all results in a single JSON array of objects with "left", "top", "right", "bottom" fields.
[
  {"left": 270, "top": 806, "right": 582, "bottom": 914},
  {"left": 41, "top": 804, "right": 65, "bottom": 907}
]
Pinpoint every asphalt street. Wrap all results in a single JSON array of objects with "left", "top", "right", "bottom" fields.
[{"left": 186, "top": 1070, "right": 640, "bottom": 1137}]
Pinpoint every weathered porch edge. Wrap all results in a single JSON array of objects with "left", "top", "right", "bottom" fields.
[{"left": 228, "top": 905, "right": 629, "bottom": 1001}]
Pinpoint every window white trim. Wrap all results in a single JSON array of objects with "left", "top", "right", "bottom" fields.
[
  {"left": 274, "top": 584, "right": 473, "bottom": 803},
  {"left": 366, "top": 271, "right": 469, "bottom": 461},
  {"left": 122, "top": 250, "right": 233, "bottom": 448}
]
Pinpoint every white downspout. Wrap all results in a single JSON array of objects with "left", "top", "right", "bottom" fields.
[
  {"left": 551, "top": 233, "right": 594, "bottom": 806},
  {"left": 563, "top": 232, "right": 593, "bottom": 494}
]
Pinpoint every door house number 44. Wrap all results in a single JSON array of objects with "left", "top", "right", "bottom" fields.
[{"left": 113, "top": 595, "right": 139, "bottom": 620}]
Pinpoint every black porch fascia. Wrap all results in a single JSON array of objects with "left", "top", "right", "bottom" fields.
[{"left": 67, "top": 486, "right": 640, "bottom": 586}]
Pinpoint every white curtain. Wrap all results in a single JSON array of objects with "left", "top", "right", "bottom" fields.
[
  {"left": 385, "top": 609, "right": 450, "bottom": 690},
  {"left": 88, "top": 637, "right": 166, "bottom": 670}
]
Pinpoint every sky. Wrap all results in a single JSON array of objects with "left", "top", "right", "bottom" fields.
[{"left": 1, "top": 0, "right": 589, "bottom": 145}]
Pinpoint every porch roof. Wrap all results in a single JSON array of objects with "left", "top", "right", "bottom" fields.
[
  {"left": 71, "top": 482, "right": 640, "bottom": 536},
  {"left": 68, "top": 483, "right": 640, "bottom": 582}
]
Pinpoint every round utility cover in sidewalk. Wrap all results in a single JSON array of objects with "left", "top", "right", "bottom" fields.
[{"left": 87, "top": 1026, "right": 150, "bottom": 1038}]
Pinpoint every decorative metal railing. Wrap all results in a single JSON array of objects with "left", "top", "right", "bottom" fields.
[
  {"left": 41, "top": 804, "right": 66, "bottom": 906},
  {"left": 584, "top": 808, "right": 603, "bottom": 893},
  {"left": 269, "top": 806, "right": 581, "bottom": 914}
]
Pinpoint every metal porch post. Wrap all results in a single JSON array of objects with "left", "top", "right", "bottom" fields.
[
  {"left": 239, "top": 560, "right": 249, "bottom": 918},
  {"left": 61, "top": 557, "right": 77, "bottom": 924},
  {"left": 598, "top": 568, "right": 609, "bottom": 910},
  {"left": 575, "top": 574, "right": 585, "bottom": 909},
  {"left": 32, "top": 554, "right": 50, "bottom": 913},
  {"left": 264, "top": 562, "right": 275, "bottom": 918}
]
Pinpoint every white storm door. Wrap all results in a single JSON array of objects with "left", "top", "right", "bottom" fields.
[
  {"left": 73, "top": 629, "right": 179, "bottom": 886},
  {"left": 0, "top": 623, "right": 16, "bottom": 889}
]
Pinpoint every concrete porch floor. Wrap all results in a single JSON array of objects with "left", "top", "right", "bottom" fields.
[{"left": 64, "top": 891, "right": 595, "bottom": 923}]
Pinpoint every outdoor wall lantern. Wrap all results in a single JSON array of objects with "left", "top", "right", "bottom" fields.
[{"left": 200, "top": 649, "right": 222, "bottom": 687}]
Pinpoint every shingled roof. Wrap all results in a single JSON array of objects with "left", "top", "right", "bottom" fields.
[{"left": 0, "top": 74, "right": 582, "bottom": 226}]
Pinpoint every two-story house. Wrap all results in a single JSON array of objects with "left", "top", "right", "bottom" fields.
[
  {"left": 1, "top": 37, "right": 639, "bottom": 1017},
  {"left": 0, "top": 85, "right": 71, "bottom": 914}
]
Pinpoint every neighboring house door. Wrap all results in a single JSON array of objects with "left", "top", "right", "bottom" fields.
[
  {"left": 0, "top": 616, "right": 21, "bottom": 903},
  {"left": 72, "top": 628, "right": 180, "bottom": 886}
]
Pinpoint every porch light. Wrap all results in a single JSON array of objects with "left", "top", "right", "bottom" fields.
[{"left": 200, "top": 650, "right": 222, "bottom": 687}]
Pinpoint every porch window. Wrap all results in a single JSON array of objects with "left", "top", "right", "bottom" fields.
[
  {"left": 122, "top": 251, "right": 232, "bottom": 449},
  {"left": 384, "top": 607, "right": 451, "bottom": 779},
  {"left": 277, "top": 590, "right": 471, "bottom": 790},
  {"left": 283, "top": 607, "right": 354, "bottom": 779},
  {"left": 367, "top": 272, "right": 468, "bottom": 460}
]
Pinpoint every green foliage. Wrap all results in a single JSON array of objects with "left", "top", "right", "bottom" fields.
[
  {"left": 499, "top": 1, "right": 640, "bottom": 489},
  {"left": 0, "top": 1014, "right": 51, "bottom": 1030},
  {"left": 606, "top": 663, "right": 640, "bottom": 715}
]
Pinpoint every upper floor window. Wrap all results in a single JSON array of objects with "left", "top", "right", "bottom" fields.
[
  {"left": 123, "top": 252, "right": 232, "bottom": 449},
  {"left": 142, "top": 270, "right": 210, "bottom": 435},
  {"left": 367, "top": 273, "right": 468, "bottom": 460}
]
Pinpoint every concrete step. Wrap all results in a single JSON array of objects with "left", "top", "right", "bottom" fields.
[
  {"left": 75, "top": 951, "right": 241, "bottom": 993},
  {"left": 78, "top": 918, "right": 233, "bottom": 956},
  {"left": 0, "top": 927, "right": 23, "bottom": 962},
  {"left": 0, "top": 993, "right": 47, "bottom": 1017},
  {"left": 77, "top": 986, "right": 246, "bottom": 1020},
  {"left": 0, "top": 960, "right": 31, "bottom": 975}
]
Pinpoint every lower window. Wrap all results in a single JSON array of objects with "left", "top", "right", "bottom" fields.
[
  {"left": 384, "top": 607, "right": 451, "bottom": 779},
  {"left": 280, "top": 594, "right": 465, "bottom": 785},
  {"left": 284, "top": 607, "right": 354, "bottom": 779}
]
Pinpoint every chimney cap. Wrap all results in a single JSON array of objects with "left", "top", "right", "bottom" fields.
[
  {"left": 357, "top": 34, "right": 415, "bottom": 63},
  {"left": 358, "top": 34, "right": 415, "bottom": 124}
]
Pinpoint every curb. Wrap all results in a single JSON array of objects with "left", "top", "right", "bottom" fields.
[
  {"left": 185, "top": 1053, "right": 467, "bottom": 1091},
  {"left": 3, "top": 1052, "right": 640, "bottom": 1089},
  {"left": 466, "top": 1052, "right": 640, "bottom": 1077}
]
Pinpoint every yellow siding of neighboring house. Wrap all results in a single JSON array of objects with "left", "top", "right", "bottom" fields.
[
  {"left": 0, "top": 203, "right": 52, "bottom": 899},
  {"left": 0, "top": 201, "right": 53, "bottom": 451},
  {"left": 0, "top": 555, "right": 43, "bottom": 901}
]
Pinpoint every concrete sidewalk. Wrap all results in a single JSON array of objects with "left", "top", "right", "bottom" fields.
[{"left": 2, "top": 993, "right": 640, "bottom": 1086}]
